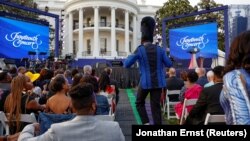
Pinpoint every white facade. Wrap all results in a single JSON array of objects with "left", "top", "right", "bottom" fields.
[{"left": 35, "top": 0, "right": 160, "bottom": 59}]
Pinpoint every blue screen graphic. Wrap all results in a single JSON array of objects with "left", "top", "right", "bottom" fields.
[
  {"left": 169, "top": 22, "right": 218, "bottom": 59},
  {"left": 0, "top": 17, "right": 49, "bottom": 59}
]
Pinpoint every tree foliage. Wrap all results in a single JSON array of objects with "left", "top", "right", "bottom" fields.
[
  {"left": 0, "top": 0, "right": 37, "bottom": 18},
  {"left": 156, "top": 0, "right": 225, "bottom": 51},
  {"left": 196, "top": 0, "right": 224, "bottom": 51},
  {"left": 156, "top": 0, "right": 195, "bottom": 49}
]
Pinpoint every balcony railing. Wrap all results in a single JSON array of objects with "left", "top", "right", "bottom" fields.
[
  {"left": 117, "top": 51, "right": 127, "bottom": 56},
  {"left": 73, "top": 23, "right": 133, "bottom": 31},
  {"left": 99, "top": 22, "right": 111, "bottom": 27},
  {"left": 82, "top": 51, "right": 92, "bottom": 56},
  {"left": 99, "top": 51, "right": 111, "bottom": 56}
]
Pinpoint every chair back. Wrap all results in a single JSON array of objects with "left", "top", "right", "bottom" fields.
[
  {"left": 180, "top": 98, "right": 198, "bottom": 125},
  {"left": 204, "top": 113, "right": 225, "bottom": 125},
  {"left": 20, "top": 113, "right": 37, "bottom": 123},
  {"left": 0, "top": 111, "right": 8, "bottom": 135},
  {"left": 164, "top": 89, "right": 181, "bottom": 119}
]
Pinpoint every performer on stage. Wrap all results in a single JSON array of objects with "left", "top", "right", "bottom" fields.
[
  {"left": 124, "top": 16, "right": 172, "bottom": 125},
  {"left": 188, "top": 46, "right": 200, "bottom": 69}
]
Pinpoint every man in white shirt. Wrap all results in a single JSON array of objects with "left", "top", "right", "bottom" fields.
[{"left": 18, "top": 83, "right": 125, "bottom": 141}]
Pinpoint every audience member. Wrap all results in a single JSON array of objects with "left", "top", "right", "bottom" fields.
[
  {"left": 17, "top": 67, "right": 26, "bottom": 75},
  {"left": 91, "top": 68, "right": 99, "bottom": 81},
  {"left": 220, "top": 30, "right": 250, "bottom": 125},
  {"left": 185, "top": 66, "right": 224, "bottom": 124},
  {"left": 105, "top": 67, "right": 120, "bottom": 104},
  {"left": 83, "top": 65, "right": 92, "bottom": 76},
  {"left": 81, "top": 75, "right": 110, "bottom": 115},
  {"left": 166, "top": 67, "right": 184, "bottom": 101},
  {"left": 204, "top": 70, "right": 214, "bottom": 88},
  {"left": 4, "top": 75, "right": 45, "bottom": 134},
  {"left": 45, "top": 74, "right": 71, "bottom": 114},
  {"left": 175, "top": 71, "right": 202, "bottom": 120},
  {"left": 0, "top": 71, "right": 12, "bottom": 111},
  {"left": 64, "top": 70, "right": 73, "bottom": 85},
  {"left": 18, "top": 83, "right": 125, "bottom": 141},
  {"left": 72, "top": 73, "right": 83, "bottom": 87},
  {"left": 0, "top": 132, "right": 20, "bottom": 141},
  {"left": 9, "top": 66, "right": 17, "bottom": 78},
  {"left": 195, "top": 67, "right": 208, "bottom": 87}
]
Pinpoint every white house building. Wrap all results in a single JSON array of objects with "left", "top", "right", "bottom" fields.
[{"left": 34, "top": 0, "right": 161, "bottom": 59}]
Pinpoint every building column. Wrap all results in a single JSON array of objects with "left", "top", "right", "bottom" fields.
[
  {"left": 68, "top": 12, "right": 73, "bottom": 54},
  {"left": 62, "top": 14, "right": 68, "bottom": 56},
  {"left": 77, "top": 8, "right": 84, "bottom": 59},
  {"left": 93, "top": 6, "right": 99, "bottom": 57},
  {"left": 133, "top": 14, "right": 137, "bottom": 53},
  {"left": 125, "top": 10, "right": 130, "bottom": 56},
  {"left": 111, "top": 7, "right": 117, "bottom": 57}
]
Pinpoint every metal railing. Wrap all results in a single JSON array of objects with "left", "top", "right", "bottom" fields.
[
  {"left": 99, "top": 51, "right": 111, "bottom": 56},
  {"left": 117, "top": 51, "right": 127, "bottom": 56},
  {"left": 82, "top": 51, "right": 92, "bottom": 56}
]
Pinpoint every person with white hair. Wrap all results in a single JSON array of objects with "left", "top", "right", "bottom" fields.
[
  {"left": 195, "top": 67, "right": 208, "bottom": 87},
  {"left": 83, "top": 65, "right": 92, "bottom": 76},
  {"left": 204, "top": 70, "right": 214, "bottom": 88}
]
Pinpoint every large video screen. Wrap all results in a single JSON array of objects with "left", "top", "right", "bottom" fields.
[
  {"left": 169, "top": 22, "right": 218, "bottom": 59},
  {"left": 0, "top": 16, "right": 49, "bottom": 59}
]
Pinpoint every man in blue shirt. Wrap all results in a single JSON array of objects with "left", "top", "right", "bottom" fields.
[{"left": 124, "top": 16, "right": 172, "bottom": 125}]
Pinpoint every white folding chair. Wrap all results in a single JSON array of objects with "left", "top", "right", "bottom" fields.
[
  {"left": 204, "top": 113, "right": 225, "bottom": 125},
  {"left": 0, "top": 111, "right": 8, "bottom": 135},
  {"left": 163, "top": 90, "right": 180, "bottom": 119},
  {"left": 5, "top": 113, "right": 37, "bottom": 135},
  {"left": 179, "top": 98, "right": 198, "bottom": 125}
]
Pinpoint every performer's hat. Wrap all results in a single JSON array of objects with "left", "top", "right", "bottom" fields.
[{"left": 141, "top": 16, "right": 155, "bottom": 43}]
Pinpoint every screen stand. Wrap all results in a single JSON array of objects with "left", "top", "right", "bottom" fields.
[{"left": 188, "top": 47, "right": 199, "bottom": 69}]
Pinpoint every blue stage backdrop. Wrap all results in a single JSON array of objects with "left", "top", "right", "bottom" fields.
[
  {"left": 0, "top": 16, "right": 49, "bottom": 59},
  {"left": 169, "top": 22, "right": 218, "bottom": 59}
]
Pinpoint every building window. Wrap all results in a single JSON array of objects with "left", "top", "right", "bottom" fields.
[
  {"left": 87, "top": 18, "right": 92, "bottom": 27},
  {"left": 100, "top": 38, "right": 107, "bottom": 54},
  {"left": 87, "top": 39, "right": 91, "bottom": 54},
  {"left": 73, "top": 40, "right": 77, "bottom": 56},
  {"left": 73, "top": 20, "right": 79, "bottom": 29},
  {"left": 100, "top": 16, "right": 106, "bottom": 27},
  {"left": 116, "top": 40, "right": 119, "bottom": 52},
  {"left": 116, "top": 19, "right": 119, "bottom": 27},
  {"left": 129, "top": 41, "right": 132, "bottom": 53}
]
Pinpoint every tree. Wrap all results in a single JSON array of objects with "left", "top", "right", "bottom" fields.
[
  {"left": 155, "top": 0, "right": 195, "bottom": 50},
  {"left": 0, "top": 0, "right": 38, "bottom": 18},
  {"left": 196, "top": 0, "right": 225, "bottom": 51}
]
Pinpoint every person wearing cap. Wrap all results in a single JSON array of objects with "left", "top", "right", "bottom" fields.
[
  {"left": 184, "top": 66, "right": 225, "bottom": 125},
  {"left": 124, "top": 16, "right": 172, "bottom": 125},
  {"left": 18, "top": 82, "right": 125, "bottom": 141}
]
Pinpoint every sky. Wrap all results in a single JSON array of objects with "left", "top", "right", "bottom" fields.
[{"left": 139, "top": 0, "right": 250, "bottom": 6}]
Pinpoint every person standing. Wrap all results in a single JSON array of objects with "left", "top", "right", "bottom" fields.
[{"left": 124, "top": 16, "right": 172, "bottom": 125}]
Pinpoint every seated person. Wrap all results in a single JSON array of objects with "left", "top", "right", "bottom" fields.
[
  {"left": 4, "top": 75, "right": 44, "bottom": 134},
  {"left": 81, "top": 75, "right": 110, "bottom": 115},
  {"left": 174, "top": 71, "right": 202, "bottom": 119},
  {"left": 18, "top": 82, "right": 125, "bottom": 141},
  {"left": 45, "top": 74, "right": 71, "bottom": 114},
  {"left": 185, "top": 66, "right": 225, "bottom": 125}
]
